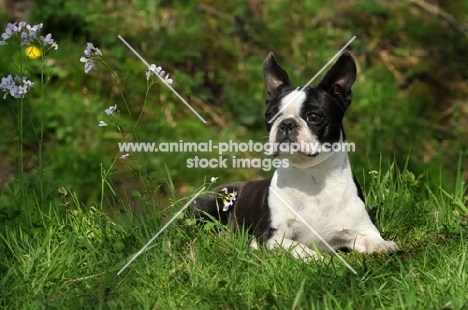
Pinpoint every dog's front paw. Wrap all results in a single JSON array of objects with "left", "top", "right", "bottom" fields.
[
  {"left": 289, "top": 244, "right": 320, "bottom": 261},
  {"left": 354, "top": 233, "right": 399, "bottom": 253},
  {"left": 366, "top": 239, "right": 399, "bottom": 253},
  {"left": 267, "top": 238, "right": 319, "bottom": 261}
]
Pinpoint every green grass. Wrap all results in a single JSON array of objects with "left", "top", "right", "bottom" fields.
[{"left": 1, "top": 162, "right": 466, "bottom": 309}]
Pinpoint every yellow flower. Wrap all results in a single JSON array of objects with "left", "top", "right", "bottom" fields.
[{"left": 25, "top": 45, "right": 41, "bottom": 59}]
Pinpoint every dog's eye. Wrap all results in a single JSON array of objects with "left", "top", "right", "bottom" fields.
[
  {"left": 265, "top": 113, "right": 274, "bottom": 122},
  {"left": 306, "top": 113, "right": 322, "bottom": 123}
]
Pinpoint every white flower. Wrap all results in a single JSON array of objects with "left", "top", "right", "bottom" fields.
[
  {"left": 210, "top": 177, "right": 218, "bottom": 183},
  {"left": 120, "top": 153, "right": 130, "bottom": 159},
  {"left": 165, "top": 74, "right": 173, "bottom": 85},
  {"left": 146, "top": 63, "right": 173, "bottom": 84},
  {"left": 223, "top": 200, "right": 233, "bottom": 211},
  {"left": 98, "top": 121, "right": 107, "bottom": 127},
  {"left": 221, "top": 188, "right": 238, "bottom": 211}
]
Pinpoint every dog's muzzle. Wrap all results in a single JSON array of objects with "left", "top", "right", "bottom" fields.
[
  {"left": 275, "top": 118, "right": 300, "bottom": 144},
  {"left": 270, "top": 118, "right": 321, "bottom": 158}
]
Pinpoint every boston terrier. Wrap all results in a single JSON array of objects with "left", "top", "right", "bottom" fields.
[{"left": 192, "top": 52, "right": 399, "bottom": 259}]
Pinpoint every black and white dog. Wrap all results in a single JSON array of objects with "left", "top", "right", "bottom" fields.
[{"left": 193, "top": 52, "right": 398, "bottom": 259}]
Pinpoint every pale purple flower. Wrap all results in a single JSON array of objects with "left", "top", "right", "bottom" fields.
[
  {"left": 16, "top": 21, "right": 27, "bottom": 32},
  {"left": 80, "top": 43, "right": 102, "bottom": 74},
  {"left": 26, "top": 23, "right": 42, "bottom": 41},
  {"left": 0, "top": 74, "right": 34, "bottom": 99},
  {"left": 3, "top": 26, "right": 12, "bottom": 37},
  {"left": 0, "top": 28, "right": 12, "bottom": 45},
  {"left": 80, "top": 57, "right": 98, "bottom": 74},
  {"left": 0, "top": 22, "right": 49, "bottom": 47},
  {"left": 105, "top": 104, "right": 117, "bottom": 115},
  {"left": 22, "top": 77, "right": 33, "bottom": 88},
  {"left": 84, "top": 43, "right": 101, "bottom": 57},
  {"left": 40, "top": 33, "right": 58, "bottom": 50}
]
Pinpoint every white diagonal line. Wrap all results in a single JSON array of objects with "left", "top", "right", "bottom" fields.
[
  {"left": 117, "top": 186, "right": 206, "bottom": 275},
  {"left": 268, "top": 36, "right": 356, "bottom": 123},
  {"left": 117, "top": 35, "right": 207, "bottom": 124},
  {"left": 269, "top": 187, "right": 357, "bottom": 275}
]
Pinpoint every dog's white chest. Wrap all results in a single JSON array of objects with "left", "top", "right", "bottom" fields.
[{"left": 268, "top": 161, "right": 361, "bottom": 250}]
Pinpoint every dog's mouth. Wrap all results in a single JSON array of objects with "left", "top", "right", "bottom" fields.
[
  {"left": 271, "top": 141, "right": 320, "bottom": 158},
  {"left": 274, "top": 150, "right": 320, "bottom": 158},
  {"left": 303, "top": 151, "right": 320, "bottom": 158}
]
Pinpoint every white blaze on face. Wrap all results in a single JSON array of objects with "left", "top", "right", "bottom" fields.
[
  {"left": 279, "top": 89, "right": 307, "bottom": 117},
  {"left": 269, "top": 89, "right": 328, "bottom": 167}
]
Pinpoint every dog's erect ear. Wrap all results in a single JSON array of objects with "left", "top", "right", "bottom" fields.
[
  {"left": 263, "top": 52, "right": 292, "bottom": 104},
  {"left": 318, "top": 52, "right": 357, "bottom": 109}
]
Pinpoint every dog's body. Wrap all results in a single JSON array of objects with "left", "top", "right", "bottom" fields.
[{"left": 193, "top": 52, "right": 398, "bottom": 259}]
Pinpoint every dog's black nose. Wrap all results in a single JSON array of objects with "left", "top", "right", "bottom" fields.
[{"left": 279, "top": 119, "right": 298, "bottom": 133}]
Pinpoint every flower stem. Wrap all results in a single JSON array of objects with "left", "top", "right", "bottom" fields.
[
  {"left": 129, "top": 79, "right": 155, "bottom": 138},
  {"left": 100, "top": 60, "right": 134, "bottom": 137}
]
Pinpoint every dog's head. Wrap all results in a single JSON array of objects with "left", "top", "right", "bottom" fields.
[{"left": 263, "top": 52, "right": 357, "bottom": 168}]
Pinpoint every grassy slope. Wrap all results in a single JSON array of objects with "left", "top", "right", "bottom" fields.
[{"left": 1, "top": 163, "right": 466, "bottom": 309}]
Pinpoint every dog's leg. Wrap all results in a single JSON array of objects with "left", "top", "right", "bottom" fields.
[
  {"left": 249, "top": 239, "right": 259, "bottom": 250},
  {"left": 342, "top": 199, "right": 399, "bottom": 254},
  {"left": 266, "top": 237, "right": 319, "bottom": 260}
]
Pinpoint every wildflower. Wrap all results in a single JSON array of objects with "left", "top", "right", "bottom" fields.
[
  {"left": 0, "top": 21, "right": 58, "bottom": 51},
  {"left": 25, "top": 23, "right": 42, "bottom": 43},
  {"left": 165, "top": 74, "right": 173, "bottom": 85},
  {"left": 39, "top": 33, "right": 58, "bottom": 50},
  {"left": 25, "top": 45, "right": 41, "bottom": 59},
  {"left": 5, "top": 22, "right": 25, "bottom": 36},
  {"left": 146, "top": 64, "right": 161, "bottom": 79},
  {"left": 0, "top": 74, "right": 34, "bottom": 99},
  {"left": 84, "top": 43, "right": 102, "bottom": 57},
  {"left": 368, "top": 170, "right": 379, "bottom": 179},
  {"left": 80, "top": 58, "right": 98, "bottom": 74},
  {"left": 0, "top": 28, "right": 12, "bottom": 45},
  {"left": 105, "top": 104, "right": 117, "bottom": 115},
  {"left": 146, "top": 63, "right": 173, "bottom": 84},
  {"left": 80, "top": 43, "right": 102, "bottom": 74},
  {"left": 221, "top": 188, "right": 237, "bottom": 211},
  {"left": 210, "top": 177, "right": 218, "bottom": 183},
  {"left": 223, "top": 200, "right": 233, "bottom": 211},
  {"left": 120, "top": 153, "right": 130, "bottom": 159},
  {"left": 98, "top": 121, "right": 107, "bottom": 127}
]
